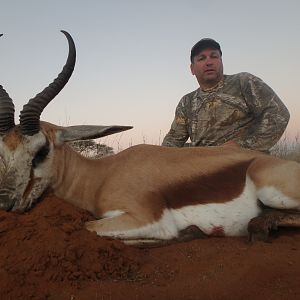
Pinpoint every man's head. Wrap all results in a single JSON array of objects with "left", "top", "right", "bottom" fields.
[
  {"left": 190, "top": 38, "right": 222, "bottom": 62},
  {"left": 190, "top": 38, "right": 224, "bottom": 90}
]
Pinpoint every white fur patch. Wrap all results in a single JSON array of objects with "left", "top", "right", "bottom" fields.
[
  {"left": 96, "top": 176, "right": 261, "bottom": 239},
  {"left": 171, "top": 176, "right": 260, "bottom": 236},
  {"left": 101, "top": 210, "right": 125, "bottom": 219},
  {"left": 257, "top": 186, "right": 300, "bottom": 210},
  {"left": 96, "top": 209, "right": 178, "bottom": 240}
]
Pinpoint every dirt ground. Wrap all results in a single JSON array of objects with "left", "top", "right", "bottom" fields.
[{"left": 0, "top": 194, "right": 300, "bottom": 300}]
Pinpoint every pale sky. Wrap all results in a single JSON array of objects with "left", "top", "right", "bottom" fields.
[{"left": 1, "top": 0, "right": 300, "bottom": 150}]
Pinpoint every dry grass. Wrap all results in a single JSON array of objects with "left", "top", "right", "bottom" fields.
[
  {"left": 270, "top": 135, "right": 300, "bottom": 162},
  {"left": 74, "top": 133, "right": 300, "bottom": 164}
]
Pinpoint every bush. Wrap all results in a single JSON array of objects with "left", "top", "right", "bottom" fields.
[{"left": 69, "top": 140, "right": 114, "bottom": 158}]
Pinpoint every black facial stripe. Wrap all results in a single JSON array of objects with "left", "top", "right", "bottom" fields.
[{"left": 32, "top": 140, "right": 50, "bottom": 168}]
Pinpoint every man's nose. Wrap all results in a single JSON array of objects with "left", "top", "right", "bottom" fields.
[{"left": 205, "top": 58, "right": 213, "bottom": 65}]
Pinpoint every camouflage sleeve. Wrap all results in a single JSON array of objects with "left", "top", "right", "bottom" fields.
[
  {"left": 162, "top": 97, "right": 189, "bottom": 147},
  {"left": 240, "top": 73, "right": 290, "bottom": 151}
]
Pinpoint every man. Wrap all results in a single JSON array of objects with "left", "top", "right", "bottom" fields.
[{"left": 162, "top": 38, "right": 290, "bottom": 151}]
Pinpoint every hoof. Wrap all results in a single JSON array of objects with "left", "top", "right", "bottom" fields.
[{"left": 247, "top": 209, "right": 300, "bottom": 242}]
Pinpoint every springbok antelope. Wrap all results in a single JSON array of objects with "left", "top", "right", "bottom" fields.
[{"left": 0, "top": 31, "right": 300, "bottom": 246}]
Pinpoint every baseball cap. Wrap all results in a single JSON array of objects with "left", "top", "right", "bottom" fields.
[{"left": 190, "top": 38, "right": 222, "bottom": 62}]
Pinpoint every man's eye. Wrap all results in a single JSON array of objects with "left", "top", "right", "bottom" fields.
[
  {"left": 210, "top": 54, "right": 219, "bottom": 59},
  {"left": 32, "top": 144, "right": 50, "bottom": 168}
]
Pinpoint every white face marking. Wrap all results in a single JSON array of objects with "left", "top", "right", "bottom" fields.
[
  {"left": 257, "top": 187, "right": 300, "bottom": 210},
  {"left": 0, "top": 131, "right": 53, "bottom": 211}
]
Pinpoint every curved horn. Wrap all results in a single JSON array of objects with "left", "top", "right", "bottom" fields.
[
  {"left": 19, "top": 30, "right": 76, "bottom": 135},
  {"left": 0, "top": 34, "right": 15, "bottom": 135}
]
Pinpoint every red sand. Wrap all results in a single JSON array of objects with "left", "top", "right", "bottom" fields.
[{"left": 0, "top": 194, "right": 300, "bottom": 300}]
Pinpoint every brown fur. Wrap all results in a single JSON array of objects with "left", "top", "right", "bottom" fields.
[
  {"left": 40, "top": 121, "right": 64, "bottom": 143},
  {"left": 22, "top": 169, "right": 36, "bottom": 200},
  {"left": 248, "top": 157, "right": 300, "bottom": 200},
  {"left": 163, "top": 160, "right": 253, "bottom": 209},
  {"left": 3, "top": 128, "right": 23, "bottom": 151}
]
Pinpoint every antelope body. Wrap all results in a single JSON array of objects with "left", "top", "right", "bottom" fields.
[{"left": 0, "top": 31, "right": 300, "bottom": 245}]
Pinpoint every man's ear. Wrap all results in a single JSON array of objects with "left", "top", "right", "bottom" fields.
[{"left": 190, "top": 63, "right": 195, "bottom": 75}]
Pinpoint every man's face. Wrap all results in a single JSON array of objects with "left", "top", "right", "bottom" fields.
[{"left": 190, "top": 48, "right": 223, "bottom": 88}]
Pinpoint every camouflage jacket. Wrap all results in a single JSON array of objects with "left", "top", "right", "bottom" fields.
[{"left": 162, "top": 72, "right": 290, "bottom": 151}]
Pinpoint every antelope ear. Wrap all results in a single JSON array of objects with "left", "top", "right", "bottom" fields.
[{"left": 56, "top": 125, "right": 133, "bottom": 143}]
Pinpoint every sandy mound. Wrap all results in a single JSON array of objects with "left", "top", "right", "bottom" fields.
[{"left": 0, "top": 194, "right": 299, "bottom": 300}]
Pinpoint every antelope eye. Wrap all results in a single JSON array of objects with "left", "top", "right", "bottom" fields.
[{"left": 32, "top": 144, "right": 50, "bottom": 168}]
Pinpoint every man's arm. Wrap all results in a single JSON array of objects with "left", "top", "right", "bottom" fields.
[
  {"left": 162, "top": 98, "right": 189, "bottom": 147},
  {"left": 240, "top": 73, "right": 290, "bottom": 151}
]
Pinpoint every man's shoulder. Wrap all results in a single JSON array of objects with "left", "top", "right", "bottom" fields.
[
  {"left": 180, "top": 88, "right": 200, "bottom": 103},
  {"left": 225, "top": 72, "right": 261, "bottom": 90},
  {"left": 225, "top": 72, "right": 256, "bottom": 82}
]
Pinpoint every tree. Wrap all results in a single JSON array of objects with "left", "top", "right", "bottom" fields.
[{"left": 68, "top": 140, "right": 114, "bottom": 158}]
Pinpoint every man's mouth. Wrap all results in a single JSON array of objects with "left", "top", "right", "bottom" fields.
[{"left": 204, "top": 69, "right": 215, "bottom": 73}]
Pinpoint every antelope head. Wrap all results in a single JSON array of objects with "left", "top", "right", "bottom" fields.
[{"left": 0, "top": 31, "right": 132, "bottom": 212}]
